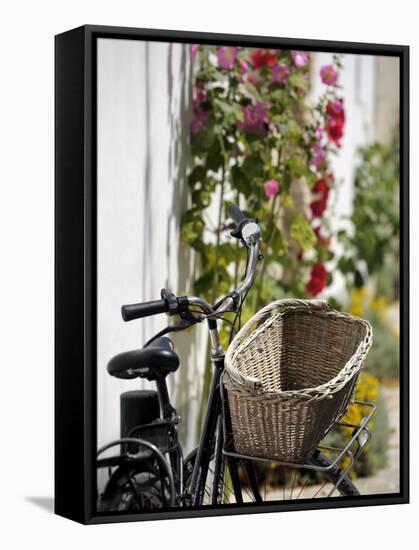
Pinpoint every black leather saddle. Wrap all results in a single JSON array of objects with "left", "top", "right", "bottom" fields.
[{"left": 107, "top": 337, "right": 180, "bottom": 381}]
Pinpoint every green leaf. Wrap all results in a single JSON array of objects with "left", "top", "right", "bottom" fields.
[
  {"left": 206, "top": 147, "right": 223, "bottom": 171},
  {"left": 337, "top": 256, "right": 356, "bottom": 274},
  {"left": 290, "top": 213, "right": 316, "bottom": 251},
  {"left": 242, "top": 155, "right": 265, "bottom": 180},
  {"left": 231, "top": 165, "right": 250, "bottom": 194},
  {"left": 180, "top": 213, "right": 204, "bottom": 244},
  {"left": 242, "top": 81, "right": 262, "bottom": 100},
  {"left": 287, "top": 155, "right": 307, "bottom": 178},
  {"left": 286, "top": 119, "right": 303, "bottom": 141},
  {"left": 191, "top": 118, "right": 216, "bottom": 152},
  {"left": 282, "top": 193, "right": 295, "bottom": 209},
  {"left": 188, "top": 165, "right": 207, "bottom": 186},
  {"left": 270, "top": 230, "right": 289, "bottom": 256},
  {"left": 194, "top": 269, "right": 215, "bottom": 297},
  {"left": 289, "top": 73, "right": 309, "bottom": 93}
]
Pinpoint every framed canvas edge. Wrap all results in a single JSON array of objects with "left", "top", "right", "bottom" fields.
[
  {"left": 54, "top": 24, "right": 410, "bottom": 525},
  {"left": 55, "top": 25, "right": 88, "bottom": 524}
]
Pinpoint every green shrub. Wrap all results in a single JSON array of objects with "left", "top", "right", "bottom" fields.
[{"left": 365, "top": 319, "right": 399, "bottom": 381}]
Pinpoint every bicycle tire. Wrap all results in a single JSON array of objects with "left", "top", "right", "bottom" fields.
[{"left": 98, "top": 463, "right": 166, "bottom": 512}]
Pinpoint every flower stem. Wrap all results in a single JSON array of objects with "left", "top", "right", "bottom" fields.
[
  {"left": 253, "top": 195, "right": 278, "bottom": 312},
  {"left": 198, "top": 156, "right": 226, "bottom": 435}
]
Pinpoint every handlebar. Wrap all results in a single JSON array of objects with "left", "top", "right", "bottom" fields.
[
  {"left": 228, "top": 204, "right": 261, "bottom": 247},
  {"left": 121, "top": 299, "right": 168, "bottom": 321},
  {"left": 229, "top": 204, "right": 248, "bottom": 228},
  {"left": 121, "top": 204, "right": 262, "bottom": 321}
]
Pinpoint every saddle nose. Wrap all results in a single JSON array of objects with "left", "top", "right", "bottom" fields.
[{"left": 107, "top": 337, "right": 180, "bottom": 380}]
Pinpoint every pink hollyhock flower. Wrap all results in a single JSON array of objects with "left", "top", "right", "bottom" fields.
[
  {"left": 191, "top": 44, "right": 200, "bottom": 59},
  {"left": 320, "top": 64, "right": 338, "bottom": 85},
  {"left": 194, "top": 80, "right": 207, "bottom": 102},
  {"left": 290, "top": 50, "right": 310, "bottom": 67},
  {"left": 306, "top": 263, "right": 327, "bottom": 296},
  {"left": 217, "top": 46, "right": 238, "bottom": 69},
  {"left": 310, "top": 179, "right": 330, "bottom": 218},
  {"left": 325, "top": 99, "right": 345, "bottom": 147},
  {"left": 240, "top": 60, "right": 249, "bottom": 73},
  {"left": 191, "top": 103, "right": 208, "bottom": 135},
  {"left": 272, "top": 63, "right": 291, "bottom": 84},
  {"left": 251, "top": 49, "right": 278, "bottom": 69},
  {"left": 237, "top": 101, "right": 271, "bottom": 134},
  {"left": 315, "top": 126, "right": 324, "bottom": 143},
  {"left": 309, "top": 144, "right": 326, "bottom": 170},
  {"left": 327, "top": 98, "right": 344, "bottom": 116},
  {"left": 264, "top": 179, "right": 280, "bottom": 199}
]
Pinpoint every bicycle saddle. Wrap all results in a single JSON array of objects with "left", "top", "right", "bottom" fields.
[{"left": 107, "top": 337, "right": 180, "bottom": 381}]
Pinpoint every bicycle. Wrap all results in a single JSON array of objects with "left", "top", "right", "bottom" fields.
[{"left": 96, "top": 205, "right": 373, "bottom": 511}]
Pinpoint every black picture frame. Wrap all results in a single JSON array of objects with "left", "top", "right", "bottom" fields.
[{"left": 55, "top": 24, "right": 409, "bottom": 524}]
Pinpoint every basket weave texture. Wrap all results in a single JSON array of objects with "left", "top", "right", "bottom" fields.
[{"left": 224, "top": 299, "right": 373, "bottom": 463}]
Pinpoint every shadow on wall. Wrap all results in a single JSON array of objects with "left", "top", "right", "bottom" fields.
[
  {"left": 163, "top": 43, "right": 205, "bottom": 451},
  {"left": 141, "top": 42, "right": 152, "bottom": 305}
]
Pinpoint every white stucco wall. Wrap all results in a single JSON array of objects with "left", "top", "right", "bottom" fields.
[{"left": 97, "top": 39, "right": 208, "bottom": 464}]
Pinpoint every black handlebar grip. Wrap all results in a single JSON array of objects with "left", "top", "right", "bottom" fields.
[
  {"left": 121, "top": 299, "right": 168, "bottom": 321},
  {"left": 228, "top": 204, "right": 248, "bottom": 228}
]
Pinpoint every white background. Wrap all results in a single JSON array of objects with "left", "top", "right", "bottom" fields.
[{"left": 0, "top": 1, "right": 416, "bottom": 549}]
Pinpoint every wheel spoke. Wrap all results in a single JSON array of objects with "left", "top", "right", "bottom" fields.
[
  {"left": 312, "top": 479, "right": 330, "bottom": 499},
  {"left": 290, "top": 470, "right": 297, "bottom": 500},
  {"left": 264, "top": 466, "right": 267, "bottom": 501},
  {"left": 180, "top": 450, "right": 358, "bottom": 509},
  {"left": 295, "top": 473, "right": 309, "bottom": 500}
]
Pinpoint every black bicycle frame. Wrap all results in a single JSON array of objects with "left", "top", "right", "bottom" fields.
[{"left": 188, "top": 353, "right": 244, "bottom": 505}]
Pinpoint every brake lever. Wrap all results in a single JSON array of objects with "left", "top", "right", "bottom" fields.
[
  {"left": 177, "top": 295, "right": 199, "bottom": 323},
  {"left": 143, "top": 318, "right": 198, "bottom": 348}
]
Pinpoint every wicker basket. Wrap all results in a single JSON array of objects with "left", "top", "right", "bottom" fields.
[{"left": 223, "top": 299, "right": 373, "bottom": 463}]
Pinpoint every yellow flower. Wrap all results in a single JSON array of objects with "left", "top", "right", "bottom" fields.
[
  {"left": 340, "top": 372, "right": 379, "bottom": 436},
  {"left": 369, "top": 296, "right": 388, "bottom": 322},
  {"left": 349, "top": 287, "right": 369, "bottom": 317}
]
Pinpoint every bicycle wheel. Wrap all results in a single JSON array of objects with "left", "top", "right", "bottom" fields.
[
  {"left": 183, "top": 448, "right": 359, "bottom": 504},
  {"left": 98, "top": 462, "right": 169, "bottom": 512}
]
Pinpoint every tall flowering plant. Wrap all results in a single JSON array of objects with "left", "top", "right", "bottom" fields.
[
  {"left": 183, "top": 46, "right": 345, "bottom": 312},
  {"left": 184, "top": 45, "right": 345, "bottom": 419}
]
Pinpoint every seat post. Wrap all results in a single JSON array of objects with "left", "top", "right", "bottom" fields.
[{"left": 155, "top": 376, "right": 178, "bottom": 420}]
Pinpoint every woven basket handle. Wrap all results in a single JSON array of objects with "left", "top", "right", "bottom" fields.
[{"left": 224, "top": 299, "right": 330, "bottom": 393}]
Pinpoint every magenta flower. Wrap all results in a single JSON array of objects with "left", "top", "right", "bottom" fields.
[
  {"left": 290, "top": 50, "right": 310, "bottom": 67},
  {"left": 264, "top": 179, "right": 280, "bottom": 199},
  {"left": 320, "top": 64, "right": 338, "bottom": 85},
  {"left": 191, "top": 44, "right": 200, "bottom": 59},
  {"left": 217, "top": 46, "right": 238, "bottom": 69},
  {"left": 309, "top": 144, "right": 326, "bottom": 170},
  {"left": 237, "top": 101, "right": 271, "bottom": 134},
  {"left": 272, "top": 63, "right": 291, "bottom": 84},
  {"left": 194, "top": 80, "right": 207, "bottom": 102},
  {"left": 240, "top": 60, "right": 249, "bottom": 73},
  {"left": 315, "top": 126, "right": 324, "bottom": 143},
  {"left": 191, "top": 103, "right": 208, "bottom": 135},
  {"left": 328, "top": 98, "right": 344, "bottom": 115}
]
